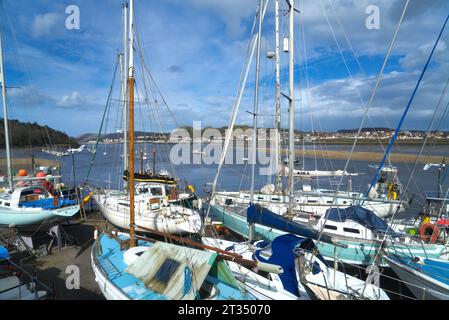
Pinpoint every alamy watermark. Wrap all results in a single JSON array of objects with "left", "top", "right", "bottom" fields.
[
  {"left": 366, "top": 5, "right": 381, "bottom": 30},
  {"left": 169, "top": 121, "right": 279, "bottom": 176},
  {"left": 65, "top": 265, "right": 80, "bottom": 290},
  {"left": 65, "top": 5, "right": 80, "bottom": 30}
]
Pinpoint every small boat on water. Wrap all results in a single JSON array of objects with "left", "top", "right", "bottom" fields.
[{"left": 385, "top": 254, "right": 449, "bottom": 300}]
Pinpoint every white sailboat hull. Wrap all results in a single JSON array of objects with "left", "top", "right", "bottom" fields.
[
  {"left": 93, "top": 193, "right": 202, "bottom": 235},
  {"left": 215, "top": 191, "right": 403, "bottom": 219}
]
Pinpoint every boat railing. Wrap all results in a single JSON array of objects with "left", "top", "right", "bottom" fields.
[{"left": 1, "top": 259, "right": 54, "bottom": 300}]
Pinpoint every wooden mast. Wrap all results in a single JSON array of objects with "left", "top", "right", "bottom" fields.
[{"left": 128, "top": 0, "right": 136, "bottom": 247}]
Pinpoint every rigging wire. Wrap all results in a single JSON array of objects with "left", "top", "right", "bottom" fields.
[{"left": 314, "top": 0, "right": 410, "bottom": 259}]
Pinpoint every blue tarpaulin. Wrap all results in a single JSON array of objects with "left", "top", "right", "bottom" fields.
[
  {"left": 325, "top": 205, "right": 398, "bottom": 236},
  {"left": 254, "top": 234, "right": 323, "bottom": 297},
  {"left": 0, "top": 246, "right": 9, "bottom": 260},
  {"left": 247, "top": 205, "right": 336, "bottom": 244}
]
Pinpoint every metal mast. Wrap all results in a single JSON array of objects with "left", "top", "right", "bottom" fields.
[
  {"left": 249, "top": 0, "right": 264, "bottom": 241},
  {"left": 0, "top": 27, "right": 13, "bottom": 191},
  {"left": 122, "top": 3, "right": 129, "bottom": 191},
  {"left": 274, "top": 0, "right": 282, "bottom": 192},
  {"left": 287, "top": 0, "right": 296, "bottom": 217},
  {"left": 128, "top": 0, "right": 136, "bottom": 247}
]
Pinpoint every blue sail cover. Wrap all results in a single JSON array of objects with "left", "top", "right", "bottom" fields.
[
  {"left": 247, "top": 205, "right": 336, "bottom": 244},
  {"left": 254, "top": 234, "right": 305, "bottom": 297},
  {"left": 325, "top": 205, "right": 398, "bottom": 236},
  {"left": 0, "top": 246, "right": 9, "bottom": 260}
]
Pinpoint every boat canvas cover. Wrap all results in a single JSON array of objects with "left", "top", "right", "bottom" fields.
[
  {"left": 0, "top": 246, "right": 8, "bottom": 260},
  {"left": 125, "top": 242, "right": 217, "bottom": 300},
  {"left": 325, "top": 205, "right": 398, "bottom": 236},
  {"left": 254, "top": 234, "right": 311, "bottom": 297},
  {"left": 247, "top": 205, "right": 336, "bottom": 244}
]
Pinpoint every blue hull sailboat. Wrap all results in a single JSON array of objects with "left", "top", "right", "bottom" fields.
[
  {"left": 385, "top": 255, "right": 449, "bottom": 300},
  {"left": 0, "top": 18, "right": 79, "bottom": 230}
]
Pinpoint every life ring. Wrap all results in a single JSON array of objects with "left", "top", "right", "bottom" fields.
[{"left": 419, "top": 223, "right": 439, "bottom": 243}]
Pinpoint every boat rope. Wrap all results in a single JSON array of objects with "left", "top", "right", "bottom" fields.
[
  {"left": 85, "top": 56, "right": 120, "bottom": 183},
  {"left": 366, "top": 11, "right": 449, "bottom": 198},
  {"left": 364, "top": 33, "right": 449, "bottom": 293},
  {"left": 314, "top": 0, "right": 410, "bottom": 249},
  {"left": 204, "top": 0, "right": 269, "bottom": 226},
  {"left": 401, "top": 76, "right": 449, "bottom": 201}
]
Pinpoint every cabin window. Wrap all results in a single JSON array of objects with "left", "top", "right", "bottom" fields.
[
  {"left": 324, "top": 225, "right": 338, "bottom": 231},
  {"left": 138, "top": 187, "right": 149, "bottom": 194},
  {"left": 150, "top": 188, "right": 163, "bottom": 196},
  {"left": 0, "top": 201, "right": 2, "bottom": 205},
  {"left": 343, "top": 201, "right": 347, "bottom": 204},
  {"left": 4, "top": 202, "right": 10, "bottom": 207},
  {"left": 257, "top": 196, "right": 264, "bottom": 200},
  {"left": 308, "top": 200, "right": 318, "bottom": 204},
  {"left": 165, "top": 187, "right": 172, "bottom": 196},
  {"left": 243, "top": 195, "right": 250, "bottom": 199},
  {"left": 327, "top": 201, "right": 333, "bottom": 204},
  {"left": 343, "top": 228, "right": 360, "bottom": 234},
  {"left": 225, "top": 199, "right": 233, "bottom": 206},
  {"left": 272, "top": 197, "right": 280, "bottom": 201},
  {"left": 154, "top": 259, "right": 181, "bottom": 284},
  {"left": 118, "top": 202, "right": 130, "bottom": 207}
]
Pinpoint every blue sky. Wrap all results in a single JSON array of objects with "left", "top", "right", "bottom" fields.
[{"left": 0, "top": 0, "right": 448, "bottom": 137}]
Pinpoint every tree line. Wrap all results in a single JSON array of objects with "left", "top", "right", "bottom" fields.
[{"left": 0, "top": 119, "right": 79, "bottom": 148}]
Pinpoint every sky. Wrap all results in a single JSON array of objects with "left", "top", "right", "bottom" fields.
[{"left": 0, "top": 0, "right": 448, "bottom": 137}]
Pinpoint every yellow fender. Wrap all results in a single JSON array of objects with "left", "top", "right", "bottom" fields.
[
  {"left": 187, "top": 185, "right": 195, "bottom": 194},
  {"left": 83, "top": 192, "right": 94, "bottom": 205}
]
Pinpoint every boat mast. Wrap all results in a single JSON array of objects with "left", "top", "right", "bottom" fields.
[
  {"left": 287, "top": 0, "right": 295, "bottom": 217},
  {"left": 249, "top": 0, "right": 264, "bottom": 242},
  {"left": 0, "top": 27, "right": 13, "bottom": 191},
  {"left": 128, "top": 0, "right": 136, "bottom": 247},
  {"left": 274, "top": 0, "right": 282, "bottom": 192},
  {"left": 122, "top": 3, "right": 129, "bottom": 191}
]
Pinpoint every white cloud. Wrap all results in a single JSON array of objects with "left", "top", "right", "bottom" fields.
[
  {"left": 57, "top": 91, "right": 89, "bottom": 108},
  {"left": 31, "top": 13, "right": 61, "bottom": 38}
]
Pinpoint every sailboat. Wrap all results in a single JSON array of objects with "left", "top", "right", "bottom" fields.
[
  {"left": 0, "top": 20, "right": 80, "bottom": 230},
  {"left": 89, "top": 2, "right": 202, "bottom": 235},
  {"left": 203, "top": 234, "right": 389, "bottom": 300},
  {"left": 385, "top": 254, "right": 449, "bottom": 300},
  {"left": 210, "top": 0, "right": 407, "bottom": 220},
  {"left": 208, "top": 0, "right": 449, "bottom": 267}
]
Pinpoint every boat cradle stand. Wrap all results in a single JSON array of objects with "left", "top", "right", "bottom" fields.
[{"left": 2, "top": 224, "right": 78, "bottom": 258}]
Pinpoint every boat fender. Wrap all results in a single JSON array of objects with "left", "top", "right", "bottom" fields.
[
  {"left": 256, "top": 261, "right": 284, "bottom": 275},
  {"left": 186, "top": 185, "right": 195, "bottom": 194},
  {"left": 419, "top": 223, "right": 439, "bottom": 243}
]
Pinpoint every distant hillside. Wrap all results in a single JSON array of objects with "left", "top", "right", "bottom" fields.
[{"left": 0, "top": 119, "right": 79, "bottom": 148}]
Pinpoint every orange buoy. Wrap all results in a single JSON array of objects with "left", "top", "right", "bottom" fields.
[
  {"left": 419, "top": 223, "right": 439, "bottom": 243},
  {"left": 17, "top": 169, "right": 28, "bottom": 177}
]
